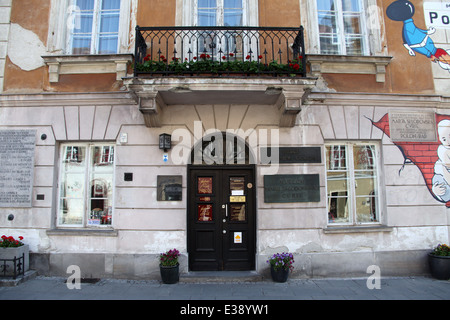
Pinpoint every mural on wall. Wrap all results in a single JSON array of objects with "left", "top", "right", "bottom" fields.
[
  {"left": 386, "top": 0, "right": 450, "bottom": 72},
  {"left": 371, "top": 113, "right": 450, "bottom": 207}
]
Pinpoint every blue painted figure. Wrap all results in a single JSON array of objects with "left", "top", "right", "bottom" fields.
[{"left": 386, "top": 0, "right": 450, "bottom": 71}]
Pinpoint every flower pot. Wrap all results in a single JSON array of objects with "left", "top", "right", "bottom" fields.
[
  {"left": 270, "top": 265, "right": 290, "bottom": 283},
  {"left": 0, "top": 244, "right": 29, "bottom": 278},
  {"left": 428, "top": 253, "right": 450, "bottom": 280},
  {"left": 160, "top": 264, "right": 179, "bottom": 284}
]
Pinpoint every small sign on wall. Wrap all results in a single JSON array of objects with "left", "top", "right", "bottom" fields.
[
  {"left": 424, "top": 2, "right": 450, "bottom": 29},
  {"left": 157, "top": 175, "right": 182, "bottom": 201},
  {"left": 389, "top": 111, "right": 437, "bottom": 142}
]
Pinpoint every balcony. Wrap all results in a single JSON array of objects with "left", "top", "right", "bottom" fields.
[
  {"left": 133, "top": 26, "right": 306, "bottom": 77},
  {"left": 125, "top": 26, "right": 316, "bottom": 128}
]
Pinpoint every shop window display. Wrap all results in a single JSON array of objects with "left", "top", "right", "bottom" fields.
[
  {"left": 326, "top": 143, "right": 379, "bottom": 225},
  {"left": 58, "top": 144, "right": 114, "bottom": 227}
]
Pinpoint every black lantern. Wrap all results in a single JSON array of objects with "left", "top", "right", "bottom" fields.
[{"left": 159, "top": 133, "right": 171, "bottom": 152}]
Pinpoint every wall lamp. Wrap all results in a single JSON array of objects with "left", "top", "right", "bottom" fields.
[{"left": 159, "top": 133, "right": 172, "bottom": 152}]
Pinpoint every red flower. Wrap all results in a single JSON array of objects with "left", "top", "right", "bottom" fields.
[
  {"left": 160, "top": 55, "right": 165, "bottom": 60},
  {"left": 19, "top": 236, "right": 23, "bottom": 240},
  {"left": 245, "top": 55, "right": 251, "bottom": 60},
  {"left": 143, "top": 54, "right": 151, "bottom": 61},
  {"left": 229, "top": 53, "right": 234, "bottom": 57},
  {"left": 200, "top": 53, "right": 206, "bottom": 59},
  {"left": 258, "top": 55, "right": 263, "bottom": 59},
  {"left": 222, "top": 56, "right": 227, "bottom": 60},
  {"left": 292, "top": 63, "right": 300, "bottom": 70},
  {"left": 206, "top": 54, "right": 211, "bottom": 59},
  {"left": 193, "top": 56, "right": 197, "bottom": 60}
]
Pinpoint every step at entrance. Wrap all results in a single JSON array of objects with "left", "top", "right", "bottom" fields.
[{"left": 180, "top": 271, "right": 263, "bottom": 283}]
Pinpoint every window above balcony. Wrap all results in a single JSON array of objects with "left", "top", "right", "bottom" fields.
[{"left": 44, "top": 0, "right": 136, "bottom": 82}]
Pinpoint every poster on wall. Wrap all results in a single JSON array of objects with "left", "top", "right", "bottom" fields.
[
  {"left": 371, "top": 112, "right": 450, "bottom": 207},
  {"left": 386, "top": 1, "right": 450, "bottom": 72}
]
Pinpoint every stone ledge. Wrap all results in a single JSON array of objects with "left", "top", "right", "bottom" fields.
[
  {"left": 323, "top": 225, "right": 393, "bottom": 234},
  {"left": 124, "top": 77, "right": 317, "bottom": 128},
  {"left": 307, "top": 54, "right": 393, "bottom": 83},
  {"left": 46, "top": 229, "right": 118, "bottom": 237},
  {"left": 43, "top": 54, "right": 133, "bottom": 82}
]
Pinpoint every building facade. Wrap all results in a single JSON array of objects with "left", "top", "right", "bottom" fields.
[{"left": 0, "top": 0, "right": 449, "bottom": 279}]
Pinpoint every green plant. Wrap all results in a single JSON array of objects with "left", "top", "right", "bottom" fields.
[
  {"left": 431, "top": 243, "right": 450, "bottom": 256},
  {"left": 0, "top": 235, "right": 24, "bottom": 248},
  {"left": 160, "top": 248, "right": 181, "bottom": 267},
  {"left": 267, "top": 252, "right": 295, "bottom": 271},
  {"left": 135, "top": 53, "right": 303, "bottom": 76}
]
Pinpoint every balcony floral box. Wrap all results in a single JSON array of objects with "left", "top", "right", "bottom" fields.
[{"left": 0, "top": 236, "right": 29, "bottom": 278}]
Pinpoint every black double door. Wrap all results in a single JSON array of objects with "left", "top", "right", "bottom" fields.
[{"left": 188, "top": 166, "right": 256, "bottom": 271}]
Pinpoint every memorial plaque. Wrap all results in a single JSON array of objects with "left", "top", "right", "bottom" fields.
[
  {"left": 0, "top": 130, "right": 36, "bottom": 207},
  {"left": 157, "top": 175, "right": 182, "bottom": 201},
  {"left": 260, "top": 147, "right": 321, "bottom": 164},
  {"left": 389, "top": 111, "right": 437, "bottom": 142},
  {"left": 264, "top": 174, "right": 320, "bottom": 203}
]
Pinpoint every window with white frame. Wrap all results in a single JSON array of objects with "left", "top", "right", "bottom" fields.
[
  {"left": 325, "top": 142, "right": 380, "bottom": 225},
  {"left": 197, "top": 0, "right": 245, "bottom": 26},
  {"left": 68, "top": 0, "right": 121, "bottom": 54},
  {"left": 58, "top": 143, "right": 115, "bottom": 227},
  {"left": 315, "top": 0, "right": 368, "bottom": 55},
  {"left": 47, "top": 0, "right": 134, "bottom": 55}
]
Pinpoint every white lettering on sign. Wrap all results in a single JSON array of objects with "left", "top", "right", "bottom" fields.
[{"left": 424, "top": 2, "right": 450, "bottom": 29}]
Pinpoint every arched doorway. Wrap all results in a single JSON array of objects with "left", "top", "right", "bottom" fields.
[{"left": 187, "top": 132, "right": 256, "bottom": 271}]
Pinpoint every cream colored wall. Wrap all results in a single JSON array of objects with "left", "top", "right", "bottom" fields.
[{"left": 1, "top": 92, "right": 448, "bottom": 263}]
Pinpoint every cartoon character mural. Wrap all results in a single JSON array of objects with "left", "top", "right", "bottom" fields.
[
  {"left": 386, "top": 0, "right": 450, "bottom": 71},
  {"left": 371, "top": 113, "right": 450, "bottom": 207}
]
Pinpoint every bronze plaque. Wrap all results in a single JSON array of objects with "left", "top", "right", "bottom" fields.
[{"left": 264, "top": 174, "right": 320, "bottom": 203}]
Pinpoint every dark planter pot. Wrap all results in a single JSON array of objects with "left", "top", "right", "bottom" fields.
[
  {"left": 160, "top": 264, "right": 179, "bottom": 284},
  {"left": 270, "top": 265, "right": 290, "bottom": 283},
  {"left": 428, "top": 253, "right": 450, "bottom": 280}
]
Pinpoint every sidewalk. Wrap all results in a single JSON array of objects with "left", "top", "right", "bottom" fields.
[{"left": 0, "top": 275, "right": 448, "bottom": 300}]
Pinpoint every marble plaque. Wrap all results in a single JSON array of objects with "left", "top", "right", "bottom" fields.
[
  {"left": 389, "top": 111, "right": 437, "bottom": 142},
  {"left": 0, "top": 130, "right": 36, "bottom": 207}
]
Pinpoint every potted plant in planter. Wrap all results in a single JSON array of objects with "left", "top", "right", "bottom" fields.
[
  {"left": 159, "top": 248, "right": 181, "bottom": 284},
  {"left": 428, "top": 243, "right": 450, "bottom": 280},
  {"left": 267, "top": 252, "right": 295, "bottom": 283},
  {"left": 0, "top": 235, "right": 29, "bottom": 278}
]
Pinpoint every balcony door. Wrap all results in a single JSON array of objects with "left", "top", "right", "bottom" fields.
[{"left": 181, "top": 0, "right": 258, "bottom": 60}]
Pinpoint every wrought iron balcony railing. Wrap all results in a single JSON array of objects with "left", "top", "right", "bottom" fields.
[{"left": 134, "top": 26, "right": 306, "bottom": 77}]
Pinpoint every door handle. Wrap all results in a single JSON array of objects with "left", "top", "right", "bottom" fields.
[{"left": 222, "top": 204, "right": 228, "bottom": 217}]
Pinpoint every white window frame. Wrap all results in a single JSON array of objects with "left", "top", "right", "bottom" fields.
[
  {"left": 300, "top": 0, "right": 385, "bottom": 56},
  {"left": 325, "top": 141, "right": 382, "bottom": 226},
  {"left": 47, "top": 0, "right": 135, "bottom": 55},
  {"left": 57, "top": 142, "right": 116, "bottom": 228},
  {"left": 178, "top": 0, "right": 258, "bottom": 27},
  {"left": 66, "top": 0, "right": 121, "bottom": 55}
]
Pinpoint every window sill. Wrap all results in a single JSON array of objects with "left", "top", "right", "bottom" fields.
[
  {"left": 307, "top": 54, "right": 392, "bottom": 83},
  {"left": 46, "top": 228, "right": 118, "bottom": 237},
  {"left": 323, "top": 225, "right": 393, "bottom": 234},
  {"left": 42, "top": 54, "right": 133, "bottom": 83}
]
